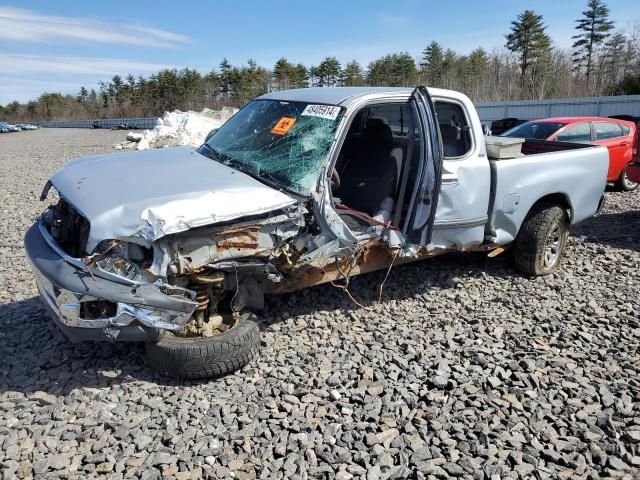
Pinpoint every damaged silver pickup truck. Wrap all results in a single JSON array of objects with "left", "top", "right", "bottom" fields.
[{"left": 25, "top": 87, "right": 609, "bottom": 379}]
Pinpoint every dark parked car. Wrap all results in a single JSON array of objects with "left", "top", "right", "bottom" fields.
[
  {"left": 111, "top": 122, "right": 138, "bottom": 130},
  {"left": 490, "top": 118, "right": 528, "bottom": 136}
]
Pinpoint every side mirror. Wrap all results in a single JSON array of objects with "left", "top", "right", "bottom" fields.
[
  {"left": 204, "top": 128, "right": 218, "bottom": 143},
  {"left": 481, "top": 123, "right": 491, "bottom": 136}
]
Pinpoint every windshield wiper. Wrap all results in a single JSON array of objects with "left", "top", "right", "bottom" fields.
[{"left": 199, "top": 143, "right": 222, "bottom": 162}]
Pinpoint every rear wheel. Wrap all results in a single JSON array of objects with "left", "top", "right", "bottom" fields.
[
  {"left": 616, "top": 166, "right": 639, "bottom": 191},
  {"left": 145, "top": 313, "right": 260, "bottom": 380},
  {"left": 512, "top": 203, "right": 569, "bottom": 276}
]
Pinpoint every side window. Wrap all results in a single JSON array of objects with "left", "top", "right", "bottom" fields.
[
  {"left": 435, "top": 101, "right": 472, "bottom": 158},
  {"left": 367, "top": 104, "right": 414, "bottom": 135},
  {"left": 620, "top": 124, "right": 631, "bottom": 136},
  {"left": 555, "top": 123, "right": 591, "bottom": 143},
  {"left": 594, "top": 122, "right": 624, "bottom": 140}
]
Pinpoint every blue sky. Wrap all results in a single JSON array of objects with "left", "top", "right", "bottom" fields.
[{"left": 1, "top": 0, "right": 638, "bottom": 104}]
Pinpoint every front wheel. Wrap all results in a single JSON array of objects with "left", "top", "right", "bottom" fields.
[
  {"left": 145, "top": 313, "right": 260, "bottom": 379},
  {"left": 616, "top": 166, "right": 639, "bottom": 191},
  {"left": 512, "top": 203, "right": 569, "bottom": 276}
]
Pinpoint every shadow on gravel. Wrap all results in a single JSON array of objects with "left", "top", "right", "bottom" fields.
[
  {"left": 0, "top": 297, "right": 197, "bottom": 396},
  {"left": 260, "top": 251, "right": 518, "bottom": 329},
  {"left": 574, "top": 209, "right": 640, "bottom": 253},
  {"left": 0, "top": 252, "right": 516, "bottom": 396}
]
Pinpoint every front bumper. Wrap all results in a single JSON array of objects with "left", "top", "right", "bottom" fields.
[{"left": 24, "top": 224, "right": 197, "bottom": 342}]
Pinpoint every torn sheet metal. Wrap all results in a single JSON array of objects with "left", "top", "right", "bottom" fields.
[
  {"left": 156, "top": 204, "right": 307, "bottom": 274},
  {"left": 272, "top": 241, "right": 451, "bottom": 293},
  {"left": 48, "top": 146, "right": 297, "bottom": 253}
]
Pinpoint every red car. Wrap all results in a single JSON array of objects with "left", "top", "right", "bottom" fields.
[{"left": 502, "top": 117, "right": 639, "bottom": 191}]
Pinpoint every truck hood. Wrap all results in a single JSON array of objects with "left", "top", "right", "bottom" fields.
[{"left": 49, "top": 146, "right": 297, "bottom": 252}]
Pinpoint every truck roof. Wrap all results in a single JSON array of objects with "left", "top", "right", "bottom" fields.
[{"left": 258, "top": 86, "right": 463, "bottom": 107}]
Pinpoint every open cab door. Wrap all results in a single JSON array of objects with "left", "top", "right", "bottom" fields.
[{"left": 402, "top": 86, "right": 443, "bottom": 248}]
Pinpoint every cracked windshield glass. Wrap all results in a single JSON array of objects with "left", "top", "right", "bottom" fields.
[{"left": 202, "top": 100, "right": 343, "bottom": 196}]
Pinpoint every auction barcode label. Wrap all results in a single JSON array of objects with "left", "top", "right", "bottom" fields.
[{"left": 301, "top": 104, "right": 341, "bottom": 120}]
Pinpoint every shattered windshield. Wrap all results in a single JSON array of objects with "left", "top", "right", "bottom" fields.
[{"left": 202, "top": 100, "right": 344, "bottom": 196}]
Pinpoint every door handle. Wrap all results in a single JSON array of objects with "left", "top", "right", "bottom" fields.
[
  {"left": 441, "top": 173, "right": 458, "bottom": 185},
  {"left": 620, "top": 141, "right": 630, "bottom": 146}
]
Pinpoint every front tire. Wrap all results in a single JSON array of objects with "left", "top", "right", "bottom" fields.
[
  {"left": 145, "top": 313, "right": 260, "bottom": 379},
  {"left": 616, "top": 166, "right": 639, "bottom": 191},
  {"left": 512, "top": 203, "right": 569, "bottom": 276}
]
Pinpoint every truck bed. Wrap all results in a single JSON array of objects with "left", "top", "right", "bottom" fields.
[{"left": 488, "top": 140, "right": 609, "bottom": 245}]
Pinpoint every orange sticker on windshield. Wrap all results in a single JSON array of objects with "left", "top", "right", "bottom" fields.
[{"left": 271, "top": 117, "right": 296, "bottom": 135}]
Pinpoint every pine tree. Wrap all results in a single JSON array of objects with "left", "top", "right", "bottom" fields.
[
  {"left": 273, "top": 58, "right": 294, "bottom": 90},
  {"left": 572, "top": 0, "right": 614, "bottom": 80},
  {"left": 601, "top": 33, "right": 627, "bottom": 85},
  {"left": 77, "top": 86, "right": 88, "bottom": 104},
  {"left": 218, "top": 58, "right": 233, "bottom": 98},
  {"left": 441, "top": 49, "right": 459, "bottom": 88},
  {"left": 291, "top": 64, "right": 309, "bottom": 88},
  {"left": 466, "top": 48, "right": 488, "bottom": 100},
  {"left": 505, "top": 10, "right": 552, "bottom": 92},
  {"left": 421, "top": 41, "right": 444, "bottom": 86},
  {"left": 468, "top": 48, "right": 488, "bottom": 78},
  {"left": 340, "top": 61, "right": 365, "bottom": 86},
  {"left": 317, "top": 57, "right": 342, "bottom": 86},
  {"left": 309, "top": 66, "right": 320, "bottom": 87},
  {"left": 391, "top": 53, "right": 418, "bottom": 86},
  {"left": 367, "top": 53, "right": 417, "bottom": 86}
]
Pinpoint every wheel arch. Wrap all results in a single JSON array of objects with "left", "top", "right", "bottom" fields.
[{"left": 528, "top": 193, "right": 573, "bottom": 223}]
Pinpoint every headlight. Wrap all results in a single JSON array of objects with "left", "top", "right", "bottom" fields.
[
  {"left": 89, "top": 240, "right": 155, "bottom": 283},
  {"left": 95, "top": 255, "right": 140, "bottom": 281}
]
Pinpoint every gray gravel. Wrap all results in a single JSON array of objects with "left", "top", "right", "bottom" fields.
[{"left": 1, "top": 128, "right": 639, "bottom": 479}]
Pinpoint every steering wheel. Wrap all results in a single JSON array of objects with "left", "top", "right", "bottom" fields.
[{"left": 331, "top": 168, "right": 341, "bottom": 190}]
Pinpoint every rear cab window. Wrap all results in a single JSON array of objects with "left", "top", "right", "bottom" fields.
[{"left": 435, "top": 101, "right": 473, "bottom": 158}]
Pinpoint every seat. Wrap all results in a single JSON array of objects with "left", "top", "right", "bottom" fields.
[
  {"left": 335, "top": 118, "right": 398, "bottom": 215},
  {"left": 440, "top": 123, "right": 465, "bottom": 157}
]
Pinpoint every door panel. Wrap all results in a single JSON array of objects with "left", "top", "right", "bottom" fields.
[
  {"left": 430, "top": 97, "right": 492, "bottom": 250},
  {"left": 403, "top": 87, "right": 442, "bottom": 246}
]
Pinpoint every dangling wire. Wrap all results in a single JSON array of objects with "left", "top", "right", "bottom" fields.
[
  {"left": 330, "top": 244, "right": 403, "bottom": 310},
  {"left": 377, "top": 247, "right": 401, "bottom": 304},
  {"left": 330, "top": 247, "right": 375, "bottom": 310}
]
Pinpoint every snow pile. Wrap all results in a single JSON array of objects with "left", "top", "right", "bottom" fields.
[{"left": 114, "top": 107, "right": 238, "bottom": 150}]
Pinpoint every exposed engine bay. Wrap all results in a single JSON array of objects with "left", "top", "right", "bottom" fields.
[{"left": 39, "top": 189, "right": 339, "bottom": 337}]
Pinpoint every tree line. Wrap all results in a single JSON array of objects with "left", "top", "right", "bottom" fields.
[{"left": 1, "top": 0, "right": 638, "bottom": 122}]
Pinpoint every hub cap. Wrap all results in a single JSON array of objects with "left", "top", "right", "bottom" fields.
[
  {"left": 623, "top": 170, "right": 638, "bottom": 190},
  {"left": 544, "top": 222, "right": 562, "bottom": 268}
]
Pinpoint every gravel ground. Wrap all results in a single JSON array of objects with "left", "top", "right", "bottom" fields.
[{"left": 1, "top": 128, "right": 639, "bottom": 479}]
